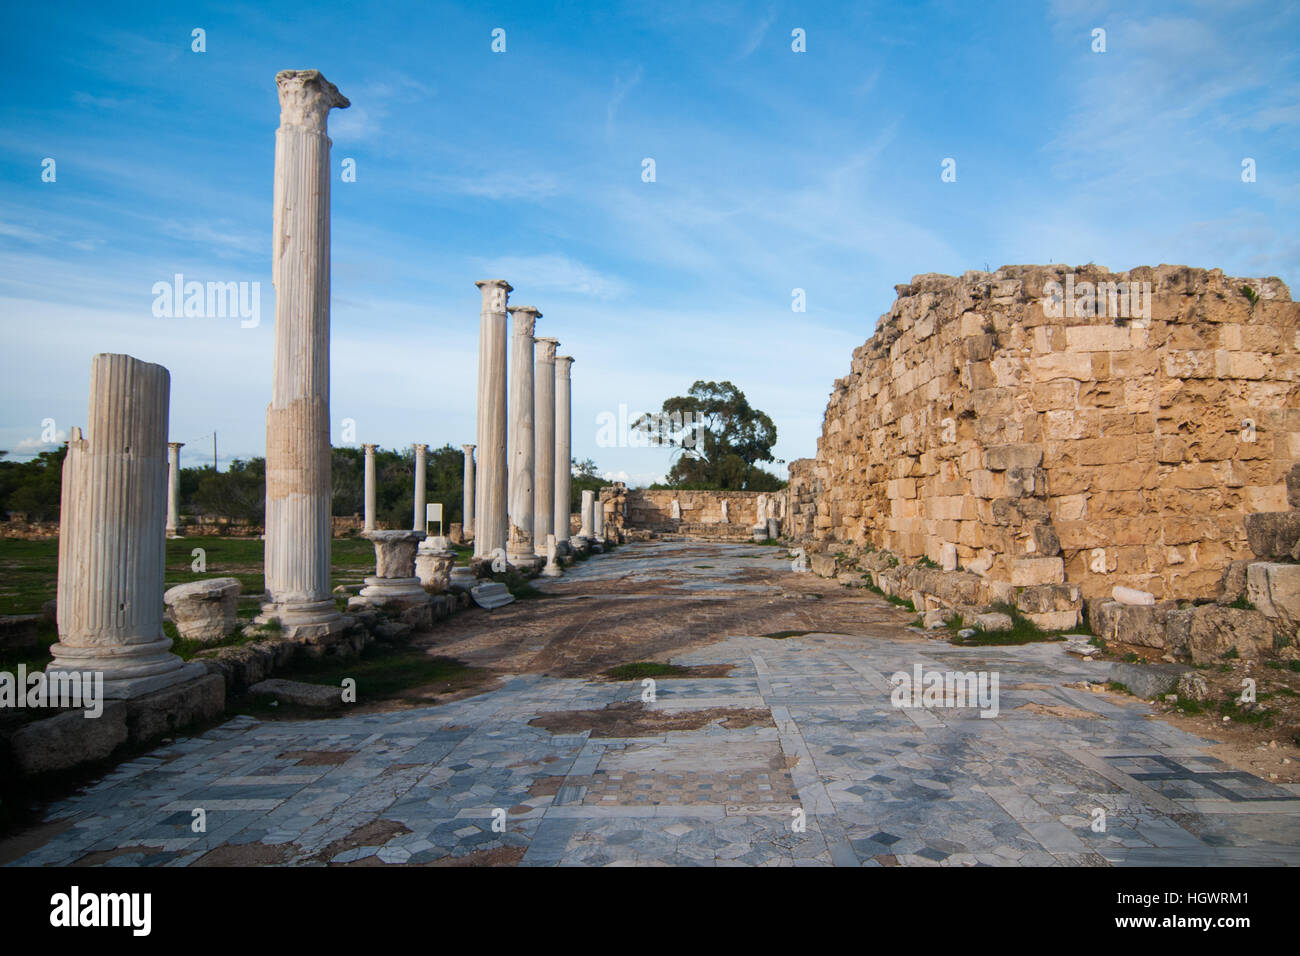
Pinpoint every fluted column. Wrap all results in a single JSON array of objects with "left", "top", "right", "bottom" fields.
[
  {"left": 554, "top": 355, "right": 574, "bottom": 550},
  {"left": 412, "top": 442, "right": 427, "bottom": 531},
  {"left": 260, "top": 69, "right": 348, "bottom": 635},
  {"left": 166, "top": 441, "right": 184, "bottom": 537},
  {"left": 532, "top": 337, "right": 558, "bottom": 555},
  {"left": 49, "top": 354, "right": 201, "bottom": 697},
  {"left": 461, "top": 443, "right": 476, "bottom": 539},
  {"left": 506, "top": 305, "right": 539, "bottom": 567},
  {"left": 474, "top": 279, "right": 511, "bottom": 558},
  {"left": 363, "top": 443, "right": 377, "bottom": 531}
]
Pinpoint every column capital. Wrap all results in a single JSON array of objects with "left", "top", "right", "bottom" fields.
[
  {"left": 167, "top": 441, "right": 185, "bottom": 451},
  {"left": 413, "top": 443, "right": 428, "bottom": 456},
  {"left": 275, "top": 70, "right": 350, "bottom": 131},
  {"left": 462, "top": 443, "right": 476, "bottom": 455},
  {"left": 556, "top": 355, "right": 575, "bottom": 374},
  {"left": 475, "top": 279, "right": 512, "bottom": 314},
  {"left": 362, "top": 442, "right": 378, "bottom": 454},
  {"left": 508, "top": 304, "right": 540, "bottom": 337},
  {"left": 534, "top": 337, "right": 560, "bottom": 362}
]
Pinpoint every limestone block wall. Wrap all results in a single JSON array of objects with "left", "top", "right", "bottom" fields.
[
  {"left": 607, "top": 488, "right": 787, "bottom": 539},
  {"left": 799, "top": 264, "right": 1299, "bottom": 601}
]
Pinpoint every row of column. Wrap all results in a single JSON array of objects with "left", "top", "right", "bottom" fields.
[{"left": 469, "top": 280, "right": 576, "bottom": 569}]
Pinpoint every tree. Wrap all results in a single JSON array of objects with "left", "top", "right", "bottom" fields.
[
  {"left": 0, "top": 446, "right": 66, "bottom": 521},
  {"left": 635, "top": 380, "right": 784, "bottom": 490},
  {"left": 570, "top": 457, "right": 603, "bottom": 511}
]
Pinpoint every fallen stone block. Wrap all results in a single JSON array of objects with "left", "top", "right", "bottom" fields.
[
  {"left": 808, "top": 553, "right": 838, "bottom": 578},
  {"left": 1088, "top": 600, "right": 1170, "bottom": 649},
  {"left": 470, "top": 582, "right": 515, "bottom": 609},
  {"left": 922, "top": 608, "right": 950, "bottom": 629},
  {"left": 0, "top": 614, "right": 41, "bottom": 652},
  {"left": 1176, "top": 671, "right": 1210, "bottom": 701},
  {"left": 1109, "top": 661, "right": 1192, "bottom": 700},
  {"left": 1217, "top": 560, "right": 1251, "bottom": 606},
  {"left": 10, "top": 701, "right": 128, "bottom": 777},
  {"left": 1186, "top": 605, "right": 1289, "bottom": 664},
  {"left": 125, "top": 673, "right": 225, "bottom": 742},
  {"left": 164, "top": 577, "right": 241, "bottom": 644},
  {"left": 974, "top": 611, "right": 1013, "bottom": 633},
  {"left": 1245, "top": 562, "right": 1300, "bottom": 629},
  {"left": 1113, "top": 586, "right": 1155, "bottom": 606},
  {"left": 1243, "top": 511, "right": 1300, "bottom": 560},
  {"left": 249, "top": 678, "right": 346, "bottom": 709}
]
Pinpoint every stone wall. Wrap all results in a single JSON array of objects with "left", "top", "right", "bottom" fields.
[
  {"left": 603, "top": 487, "right": 787, "bottom": 540},
  {"left": 794, "top": 264, "right": 1299, "bottom": 603}
]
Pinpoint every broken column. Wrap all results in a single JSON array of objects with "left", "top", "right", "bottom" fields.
[
  {"left": 412, "top": 442, "right": 427, "bottom": 531},
  {"left": 577, "top": 489, "right": 595, "bottom": 546},
  {"left": 166, "top": 441, "right": 183, "bottom": 538},
  {"left": 593, "top": 497, "right": 605, "bottom": 547},
  {"left": 363, "top": 443, "right": 377, "bottom": 532},
  {"left": 260, "top": 69, "right": 349, "bottom": 638},
  {"left": 533, "top": 337, "right": 559, "bottom": 556},
  {"left": 49, "top": 354, "right": 204, "bottom": 697},
  {"left": 474, "top": 279, "right": 511, "bottom": 559},
  {"left": 462, "top": 443, "right": 476, "bottom": 541},
  {"left": 352, "top": 531, "right": 431, "bottom": 619},
  {"left": 506, "top": 305, "right": 539, "bottom": 568},
  {"left": 553, "top": 354, "right": 574, "bottom": 553}
]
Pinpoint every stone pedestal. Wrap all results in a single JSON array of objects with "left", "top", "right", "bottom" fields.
[
  {"left": 166, "top": 441, "right": 184, "bottom": 537},
  {"left": 164, "top": 577, "right": 241, "bottom": 644},
  {"left": 752, "top": 525, "right": 768, "bottom": 542},
  {"left": 49, "top": 353, "right": 205, "bottom": 698},
  {"left": 260, "top": 69, "right": 349, "bottom": 641},
  {"left": 533, "top": 337, "right": 559, "bottom": 555},
  {"left": 415, "top": 536, "right": 456, "bottom": 592},
  {"left": 474, "top": 280, "right": 511, "bottom": 559},
  {"left": 412, "top": 442, "right": 427, "bottom": 531},
  {"left": 353, "top": 530, "right": 430, "bottom": 608},
  {"left": 461, "top": 443, "right": 476, "bottom": 541},
  {"left": 506, "top": 306, "right": 538, "bottom": 567},
  {"left": 554, "top": 355, "right": 574, "bottom": 550}
]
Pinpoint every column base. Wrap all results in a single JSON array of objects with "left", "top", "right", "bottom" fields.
[
  {"left": 46, "top": 637, "right": 208, "bottom": 701},
  {"left": 255, "top": 599, "right": 346, "bottom": 641},
  {"left": 507, "top": 548, "right": 540, "bottom": 571},
  {"left": 354, "top": 576, "right": 431, "bottom": 608}
]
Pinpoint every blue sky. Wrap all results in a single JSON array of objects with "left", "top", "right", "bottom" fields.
[{"left": 2, "top": 0, "right": 1297, "bottom": 486}]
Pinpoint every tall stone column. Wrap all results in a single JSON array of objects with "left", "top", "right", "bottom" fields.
[
  {"left": 363, "top": 443, "right": 377, "bottom": 531},
  {"left": 260, "top": 70, "right": 349, "bottom": 636},
  {"left": 474, "top": 279, "right": 511, "bottom": 559},
  {"left": 461, "top": 443, "right": 476, "bottom": 540},
  {"left": 532, "top": 338, "right": 559, "bottom": 554},
  {"left": 412, "top": 442, "right": 427, "bottom": 531},
  {"left": 554, "top": 355, "right": 574, "bottom": 551},
  {"left": 166, "top": 441, "right": 184, "bottom": 538},
  {"left": 506, "top": 305, "right": 539, "bottom": 568},
  {"left": 49, "top": 354, "right": 203, "bottom": 697}
]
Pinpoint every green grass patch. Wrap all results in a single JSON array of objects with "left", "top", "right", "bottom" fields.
[
  {"left": 1107, "top": 681, "right": 1132, "bottom": 695},
  {"left": 952, "top": 603, "right": 1069, "bottom": 646},
  {"left": 763, "top": 630, "right": 817, "bottom": 639},
  {"left": 604, "top": 661, "right": 692, "bottom": 680}
]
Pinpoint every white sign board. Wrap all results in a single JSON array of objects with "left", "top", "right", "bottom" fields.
[{"left": 426, "top": 503, "right": 443, "bottom": 535}]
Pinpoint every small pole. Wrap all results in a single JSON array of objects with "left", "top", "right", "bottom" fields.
[{"left": 213, "top": 432, "right": 217, "bottom": 472}]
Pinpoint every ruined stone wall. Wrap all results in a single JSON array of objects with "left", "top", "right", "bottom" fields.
[
  {"left": 800, "top": 264, "right": 1299, "bottom": 602},
  {"left": 608, "top": 488, "right": 786, "bottom": 539}
]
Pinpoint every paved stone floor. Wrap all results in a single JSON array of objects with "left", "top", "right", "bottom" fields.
[{"left": 8, "top": 542, "right": 1300, "bottom": 866}]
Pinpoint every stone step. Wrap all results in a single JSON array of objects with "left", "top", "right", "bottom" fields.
[{"left": 470, "top": 582, "right": 515, "bottom": 610}]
